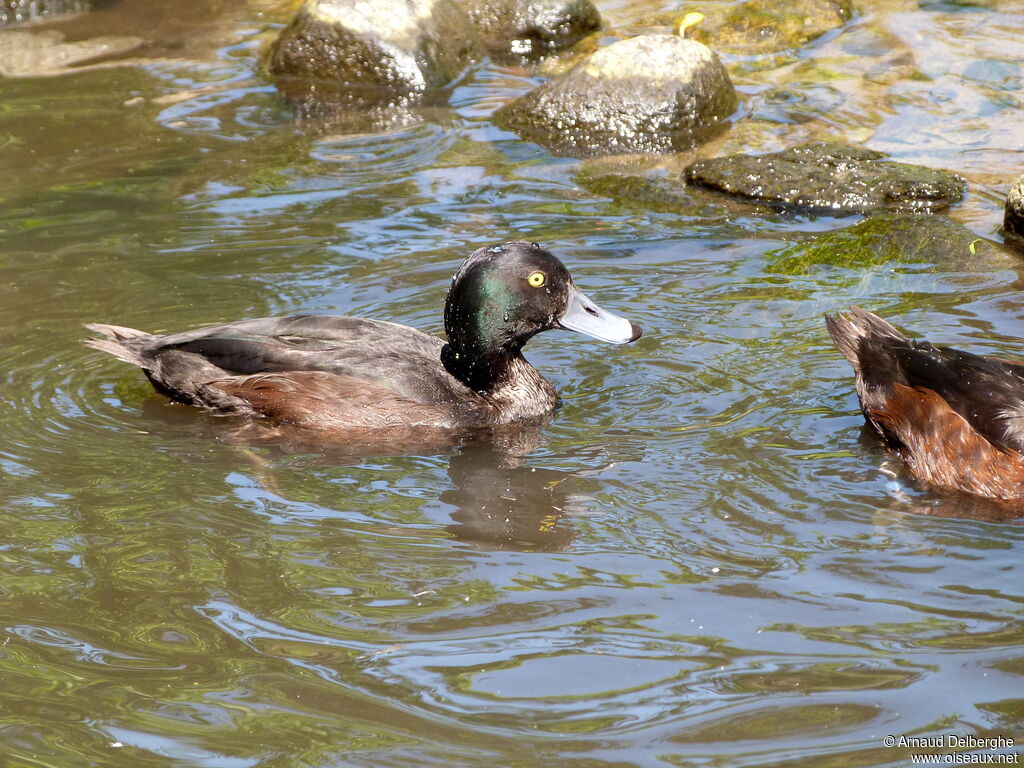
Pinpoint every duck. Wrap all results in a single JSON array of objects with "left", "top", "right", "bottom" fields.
[
  {"left": 85, "top": 241, "right": 642, "bottom": 445},
  {"left": 826, "top": 306, "right": 1024, "bottom": 501}
]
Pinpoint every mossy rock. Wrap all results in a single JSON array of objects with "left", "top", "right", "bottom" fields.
[
  {"left": 267, "top": 0, "right": 601, "bottom": 124},
  {"left": 576, "top": 166, "right": 693, "bottom": 211},
  {"left": 464, "top": 0, "right": 600, "bottom": 62},
  {"left": 1004, "top": 174, "right": 1024, "bottom": 240},
  {"left": 686, "top": 143, "right": 965, "bottom": 215},
  {"left": 765, "top": 213, "right": 1006, "bottom": 274},
  {"left": 268, "top": 0, "right": 481, "bottom": 114}
]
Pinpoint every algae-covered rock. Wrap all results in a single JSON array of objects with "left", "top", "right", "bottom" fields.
[
  {"left": 1004, "top": 174, "right": 1024, "bottom": 240},
  {"left": 765, "top": 213, "right": 1005, "bottom": 274},
  {"left": 686, "top": 143, "right": 965, "bottom": 214},
  {"left": 638, "top": 0, "right": 850, "bottom": 55},
  {"left": 465, "top": 0, "right": 600, "bottom": 61},
  {"left": 497, "top": 34, "right": 737, "bottom": 158},
  {"left": 1, "top": 0, "right": 88, "bottom": 27},
  {"left": 268, "top": 0, "right": 481, "bottom": 116},
  {"left": 577, "top": 164, "right": 694, "bottom": 211}
]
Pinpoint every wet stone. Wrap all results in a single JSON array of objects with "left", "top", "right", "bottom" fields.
[
  {"left": 466, "top": 0, "right": 600, "bottom": 62},
  {"left": 685, "top": 143, "right": 966, "bottom": 214},
  {"left": 0, "top": 29, "right": 143, "bottom": 77},
  {"left": 267, "top": 0, "right": 483, "bottom": 116},
  {"left": 1004, "top": 174, "right": 1024, "bottom": 240},
  {"left": 0, "top": 0, "right": 88, "bottom": 27},
  {"left": 497, "top": 34, "right": 737, "bottom": 158},
  {"left": 267, "top": 0, "right": 600, "bottom": 123},
  {"left": 576, "top": 164, "right": 694, "bottom": 212}
]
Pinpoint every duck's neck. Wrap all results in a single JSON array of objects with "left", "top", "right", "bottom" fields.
[
  {"left": 485, "top": 355, "right": 560, "bottom": 423},
  {"left": 441, "top": 338, "right": 558, "bottom": 423}
]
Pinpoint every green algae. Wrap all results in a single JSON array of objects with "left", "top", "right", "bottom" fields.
[{"left": 765, "top": 213, "right": 1009, "bottom": 274}]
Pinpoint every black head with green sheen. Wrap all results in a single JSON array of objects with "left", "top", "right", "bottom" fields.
[{"left": 441, "top": 241, "right": 641, "bottom": 391}]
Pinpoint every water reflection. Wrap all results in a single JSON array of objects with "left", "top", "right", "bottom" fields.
[
  {"left": 136, "top": 396, "right": 589, "bottom": 549},
  {"left": 439, "top": 445, "right": 592, "bottom": 551}
]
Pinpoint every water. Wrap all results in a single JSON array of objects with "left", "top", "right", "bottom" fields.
[{"left": 1, "top": 1, "right": 1023, "bottom": 766}]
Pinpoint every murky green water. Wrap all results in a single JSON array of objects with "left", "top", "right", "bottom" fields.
[{"left": 1, "top": 1, "right": 1023, "bottom": 766}]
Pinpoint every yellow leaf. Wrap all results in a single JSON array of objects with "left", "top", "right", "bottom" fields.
[{"left": 674, "top": 11, "right": 705, "bottom": 38}]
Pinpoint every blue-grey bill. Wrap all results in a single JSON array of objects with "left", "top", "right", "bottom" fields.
[{"left": 558, "top": 285, "right": 642, "bottom": 344}]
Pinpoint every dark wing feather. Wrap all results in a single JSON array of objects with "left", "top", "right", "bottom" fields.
[
  {"left": 146, "top": 315, "right": 434, "bottom": 349},
  {"left": 157, "top": 315, "right": 474, "bottom": 406},
  {"left": 827, "top": 307, "right": 1024, "bottom": 453},
  {"left": 86, "top": 314, "right": 490, "bottom": 427},
  {"left": 891, "top": 342, "right": 1024, "bottom": 452}
]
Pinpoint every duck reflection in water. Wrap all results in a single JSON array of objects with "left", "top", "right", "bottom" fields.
[
  {"left": 437, "top": 444, "right": 608, "bottom": 551},
  {"left": 134, "top": 400, "right": 605, "bottom": 550}
]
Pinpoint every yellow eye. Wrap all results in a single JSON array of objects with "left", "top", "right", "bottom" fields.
[{"left": 528, "top": 271, "right": 546, "bottom": 287}]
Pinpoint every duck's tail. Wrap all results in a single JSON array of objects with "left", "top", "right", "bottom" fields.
[
  {"left": 84, "top": 323, "right": 153, "bottom": 368},
  {"left": 824, "top": 306, "right": 908, "bottom": 373}
]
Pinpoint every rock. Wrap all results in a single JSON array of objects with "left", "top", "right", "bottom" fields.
[
  {"left": 497, "top": 34, "right": 737, "bottom": 158},
  {"left": 766, "top": 213, "right": 1008, "bottom": 275},
  {"left": 1, "top": 0, "right": 88, "bottom": 27},
  {"left": 691, "top": 0, "right": 851, "bottom": 53},
  {"left": 685, "top": 143, "right": 966, "bottom": 214},
  {"left": 267, "top": 0, "right": 482, "bottom": 116},
  {"left": 267, "top": 0, "right": 600, "bottom": 122},
  {"left": 1005, "top": 174, "right": 1024, "bottom": 240},
  {"left": 577, "top": 165, "right": 694, "bottom": 211},
  {"left": 636, "top": 0, "right": 851, "bottom": 55},
  {"left": 465, "top": 0, "right": 600, "bottom": 61},
  {"left": 536, "top": 30, "right": 599, "bottom": 77},
  {"left": 0, "top": 29, "right": 144, "bottom": 77}
]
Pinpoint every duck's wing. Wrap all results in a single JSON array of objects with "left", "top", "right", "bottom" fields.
[
  {"left": 87, "top": 315, "right": 478, "bottom": 413},
  {"left": 138, "top": 314, "right": 436, "bottom": 351},
  {"left": 197, "top": 370, "right": 460, "bottom": 432},
  {"left": 827, "top": 309, "right": 1024, "bottom": 456}
]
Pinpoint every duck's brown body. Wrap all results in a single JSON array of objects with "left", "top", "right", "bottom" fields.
[
  {"left": 827, "top": 307, "right": 1024, "bottom": 500},
  {"left": 86, "top": 313, "right": 560, "bottom": 441}
]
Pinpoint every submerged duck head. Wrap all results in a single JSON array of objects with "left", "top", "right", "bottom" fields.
[{"left": 442, "top": 241, "right": 641, "bottom": 391}]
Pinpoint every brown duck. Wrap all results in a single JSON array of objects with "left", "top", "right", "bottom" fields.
[
  {"left": 827, "top": 307, "right": 1024, "bottom": 500},
  {"left": 86, "top": 241, "right": 642, "bottom": 446}
]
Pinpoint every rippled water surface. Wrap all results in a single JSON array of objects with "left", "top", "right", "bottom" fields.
[{"left": 2, "top": 1, "right": 1024, "bottom": 766}]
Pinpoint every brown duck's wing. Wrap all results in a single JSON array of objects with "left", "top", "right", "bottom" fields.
[
  {"left": 869, "top": 382, "right": 1024, "bottom": 499},
  {"left": 199, "top": 370, "right": 461, "bottom": 433},
  {"left": 107, "top": 314, "right": 480, "bottom": 408},
  {"left": 889, "top": 343, "right": 1024, "bottom": 453},
  {"left": 827, "top": 307, "right": 1024, "bottom": 454}
]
